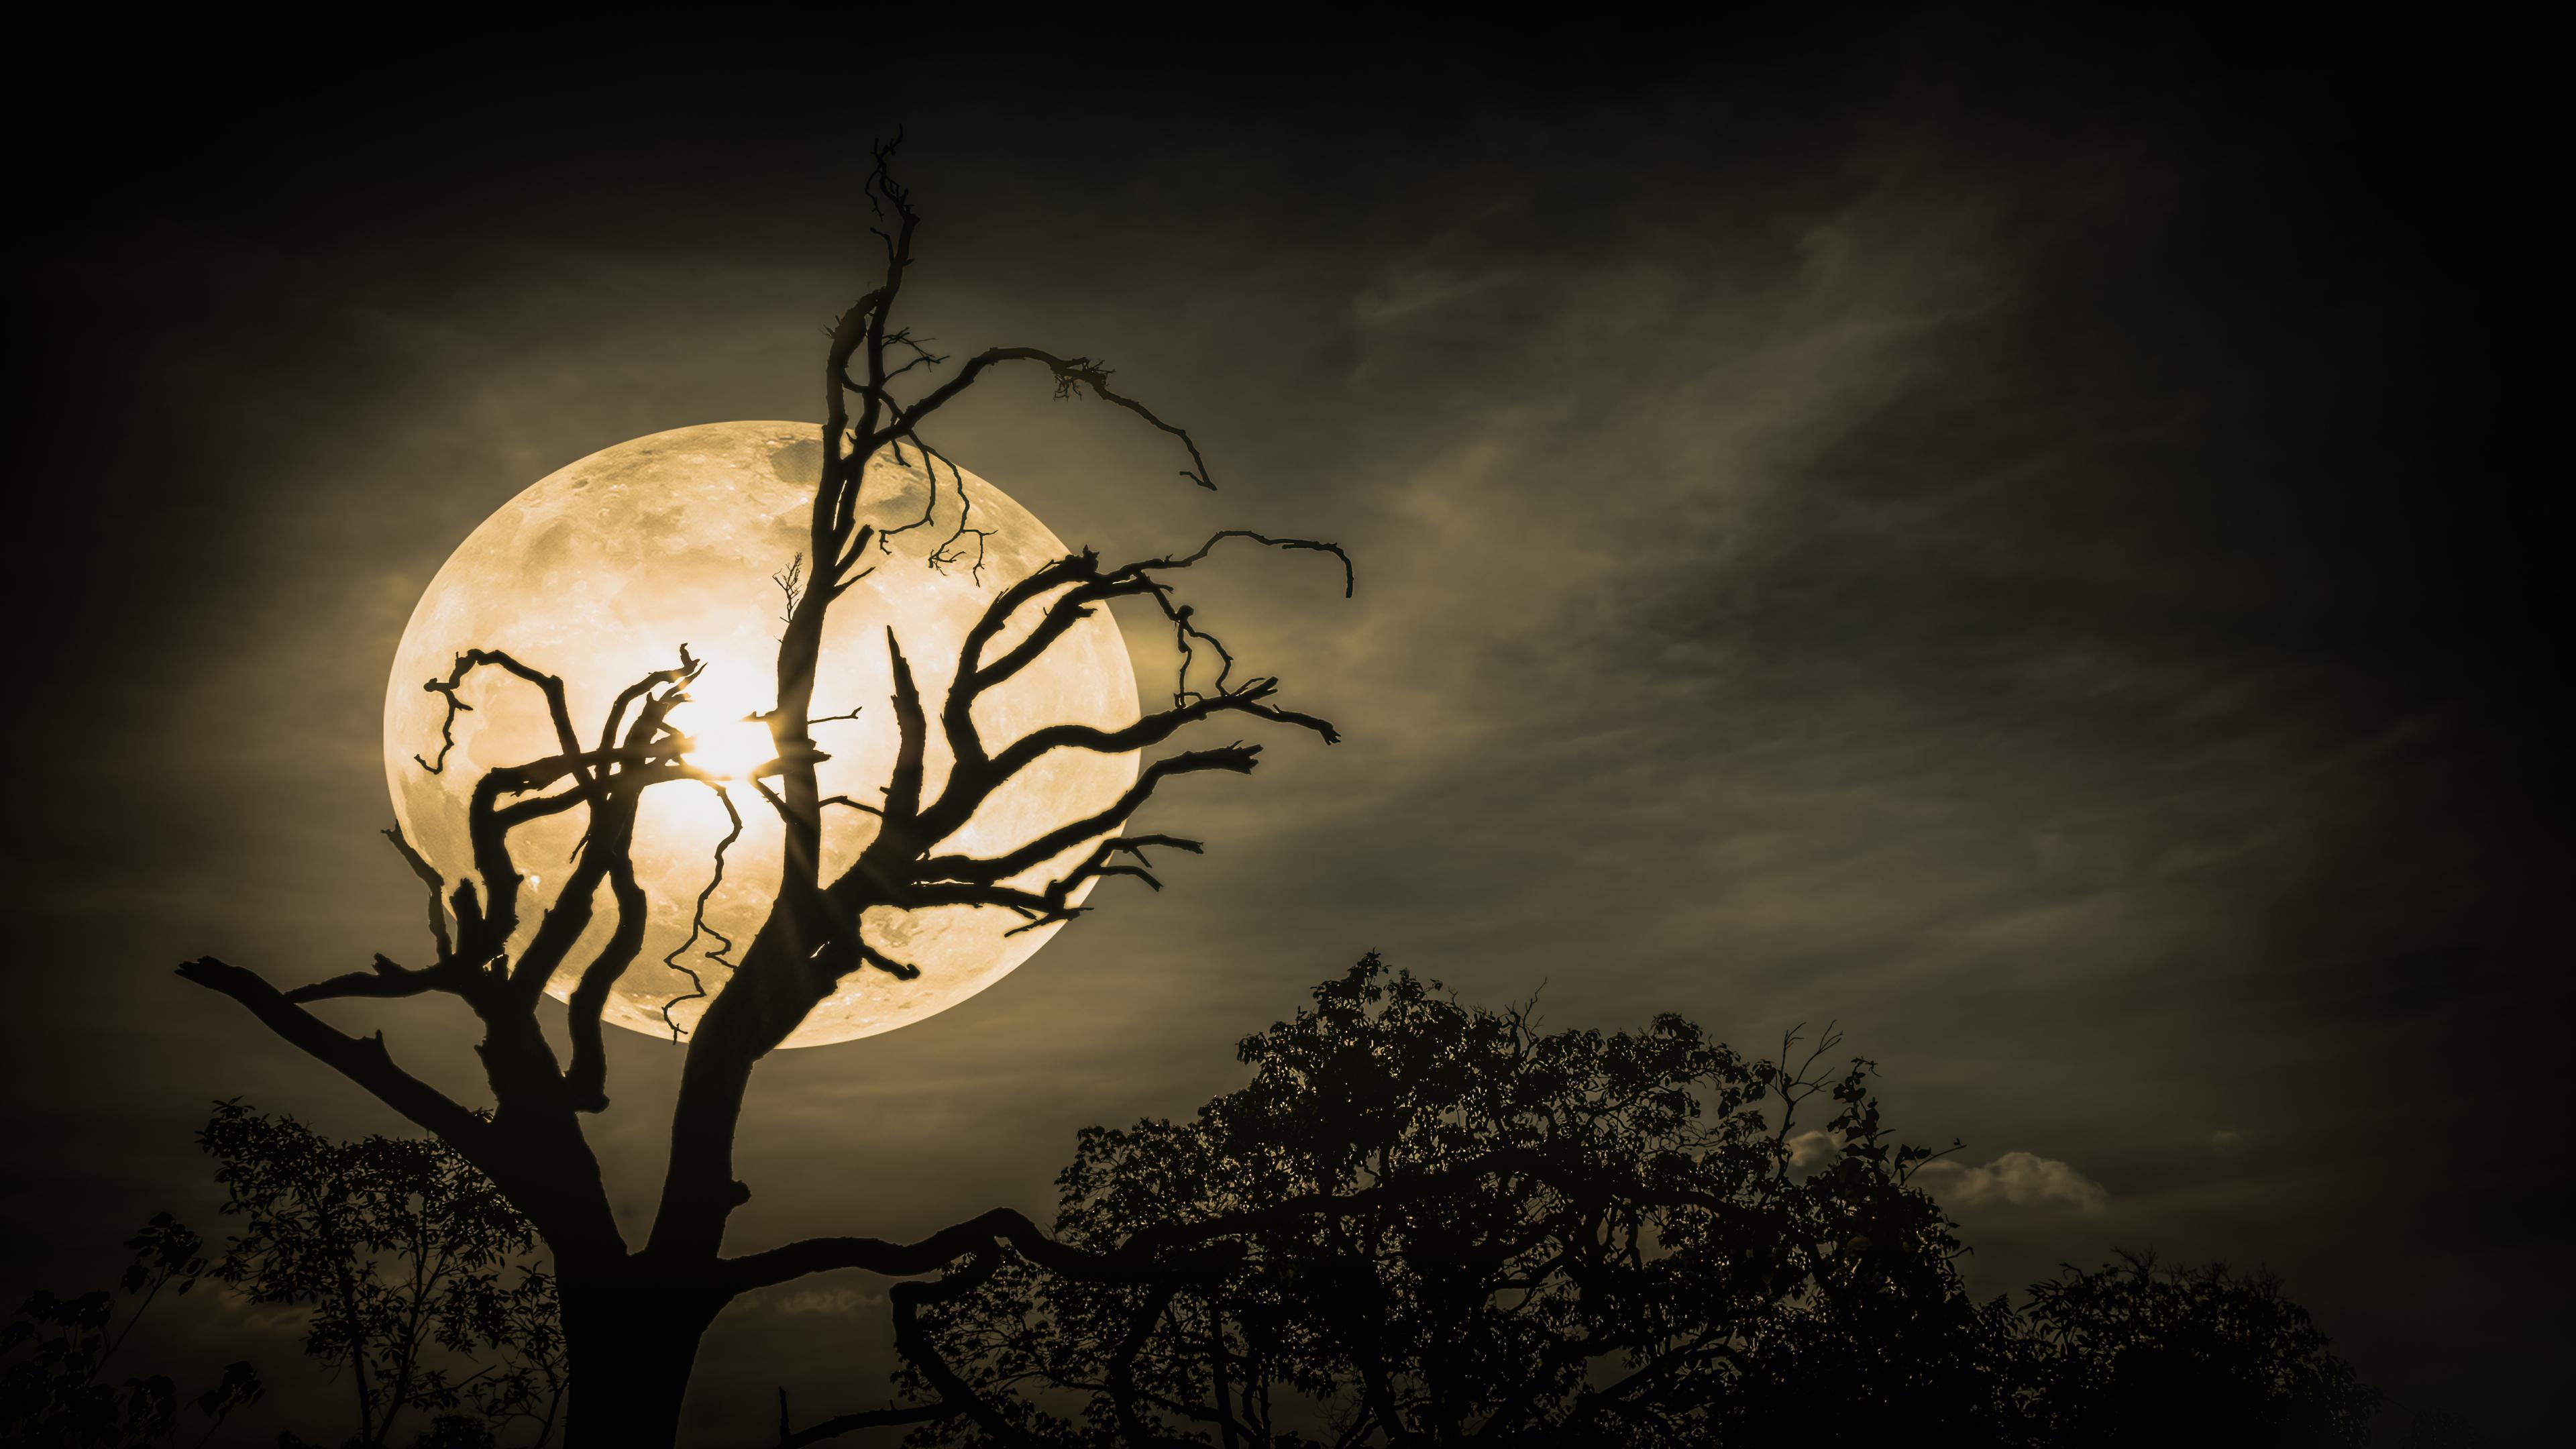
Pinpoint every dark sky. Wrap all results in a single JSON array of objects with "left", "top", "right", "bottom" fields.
[{"left": 8, "top": 13, "right": 2561, "bottom": 1444}]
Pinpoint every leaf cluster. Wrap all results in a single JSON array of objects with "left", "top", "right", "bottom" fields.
[
  {"left": 1, "top": 1214, "right": 261, "bottom": 1448},
  {"left": 201, "top": 1101, "right": 565, "bottom": 1449}
]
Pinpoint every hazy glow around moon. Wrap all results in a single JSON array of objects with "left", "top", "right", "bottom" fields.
[{"left": 384, "top": 422, "right": 1140, "bottom": 1048}]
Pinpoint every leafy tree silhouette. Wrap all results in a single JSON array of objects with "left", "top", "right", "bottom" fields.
[
  {"left": 0, "top": 1214, "right": 261, "bottom": 1448},
  {"left": 5, "top": 1103, "right": 564, "bottom": 1449},
  {"left": 865, "top": 954, "right": 1999, "bottom": 1444},
  {"left": 824, "top": 955, "right": 2384, "bottom": 1448},
  {"left": 200, "top": 1102, "right": 565, "bottom": 1449},
  {"left": 172, "top": 140, "right": 1346, "bottom": 1448},
  {"left": 2011, "top": 1252, "right": 2379, "bottom": 1448}
]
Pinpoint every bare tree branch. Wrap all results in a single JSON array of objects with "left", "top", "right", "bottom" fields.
[
  {"left": 720, "top": 1207, "right": 1216, "bottom": 1297},
  {"left": 282, "top": 953, "right": 461, "bottom": 1006},
  {"left": 980, "top": 678, "right": 1338, "bottom": 788},
  {"left": 853, "top": 938, "right": 922, "bottom": 982},
  {"left": 175, "top": 957, "right": 495, "bottom": 1159},
  {"left": 413, "top": 649, "right": 592, "bottom": 784},
  {"left": 563, "top": 852, "right": 647, "bottom": 1113},
  {"left": 902, "top": 835, "right": 1205, "bottom": 936},
  {"left": 908, "top": 745, "right": 1265, "bottom": 890},
  {"left": 382, "top": 826, "right": 453, "bottom": 959},
  {"left": 894, "top": 348, "right": 1220, "bottom": 490},
  {"left": 655, "top": 784, "right": 745, "bottom": 1044}
]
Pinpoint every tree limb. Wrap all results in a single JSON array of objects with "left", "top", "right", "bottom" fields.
[
  {"left": 722, "top": 1208, "right": 1193, "bottom": 1298},
  {"left": 381, "top": 826, "right": 453, "bottom": 960},
  {"left": 282, "top": 953, "right": 462, "bottom": 1006},
  {"left": 175, "top": 957, "right": 495, "bottom": 1159},
  {"left": 894, "top": 348, "right": 1218, "bottom": 490},
  {"left": 908, "top": 746, "right": 1265, "bottom": 890}
]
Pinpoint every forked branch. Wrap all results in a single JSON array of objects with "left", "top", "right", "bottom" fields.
[{"left": 174, "top": 957, "right": 496, "bottom": 1161}]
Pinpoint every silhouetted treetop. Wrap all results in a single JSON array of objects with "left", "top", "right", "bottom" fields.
[
  {"left": 747, "top": 957, "right": 2380, "bottom": 1448},
  {"left": 853, "top": 957, "right": 1981, "bottom": 1444},
  {"left": 2012, "top": 1252, "right": 2379, "bottom": 1448}
]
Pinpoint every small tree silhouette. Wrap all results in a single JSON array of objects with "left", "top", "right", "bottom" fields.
[
  {"left": 5, "top": 1104, "right": 565, "bottom": 1449},
  {"left": 174, "top": 142, "right": 1346, "bottom": 1448},
  {"left": 200, "top": 1102, "right": 565, "bottom": 1449}
]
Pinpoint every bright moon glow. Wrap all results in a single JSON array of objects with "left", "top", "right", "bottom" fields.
[{"left": 384, "top": 421, "right": 1141, "bottom": 1048}]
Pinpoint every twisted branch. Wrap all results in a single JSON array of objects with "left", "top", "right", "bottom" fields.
[
  {"left": 658, "top": 784, "right": 746, "bottom": 1042},
  {"left": 413, "top": 649, "right": 590, "bottom": 780}
]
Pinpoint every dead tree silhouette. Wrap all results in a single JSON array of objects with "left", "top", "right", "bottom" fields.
[{"left": 175, "top": 142, "right": 1347, "bottom": 1449}]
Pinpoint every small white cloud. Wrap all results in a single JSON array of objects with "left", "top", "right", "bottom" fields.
[
  {"left": 1785, "top": 1128, "right": 1841, "bottom": 1169},
  {"left": 1913, "top": 1151, "right": 2108, "bottom": 1214}
]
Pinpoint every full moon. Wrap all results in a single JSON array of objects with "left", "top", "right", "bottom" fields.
[{"left": 384, "top": 422, "right": 1141, "bottom": 1048}]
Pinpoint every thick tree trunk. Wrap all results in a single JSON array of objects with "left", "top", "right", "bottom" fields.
[{"left": 558, "top": 1260, "right": 720, "bottom": 1449}]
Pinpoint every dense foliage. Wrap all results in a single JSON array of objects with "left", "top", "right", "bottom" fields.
[
  {"left": 2013, "top": 1252, "right": 2379, "bottom": 1447},
  {"left": 889, "top": 955, "right": 2383, "bottom": 1448}
]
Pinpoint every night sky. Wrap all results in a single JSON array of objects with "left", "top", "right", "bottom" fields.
[{"left": 9, "top": 15, "right": 2561, "bottom": 1443}]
